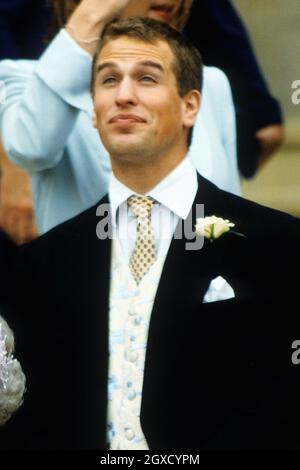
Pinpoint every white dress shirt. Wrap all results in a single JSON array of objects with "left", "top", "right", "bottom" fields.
[{"left": 109, "top": 157, "right": 198, "bottom": 260}]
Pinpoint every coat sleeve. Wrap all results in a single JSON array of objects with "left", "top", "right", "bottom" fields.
[
  {"left": 184, "top": 0, "right": 283, "bottom": 130},
  {"left": 0, "top": 30, "right": 92, "bottom": 172},
  {"left": 0, "top": 231, "right": 22, "bottom": 323}
]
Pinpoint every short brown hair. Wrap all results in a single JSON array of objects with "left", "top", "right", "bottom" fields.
[{"left": 91, "top": 16, "right": 203, "bottom": 98}]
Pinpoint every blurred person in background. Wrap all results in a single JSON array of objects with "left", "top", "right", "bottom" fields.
[
  {"left": 0, "top": 1, "right": 51, "bottom": 242},
  {"left": 0, "top": 0, "right": 50, "bottom": 59},
  {"left": 184, "top": 0, "right": 284, "bottom": 177}
]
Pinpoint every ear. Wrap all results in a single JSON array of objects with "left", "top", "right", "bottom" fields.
[
  {"left": 182, "top": 90, "right": 201, "bottom": 129},
  {"left": 92, "top": 108, "right": 97, "bottom": 128}
]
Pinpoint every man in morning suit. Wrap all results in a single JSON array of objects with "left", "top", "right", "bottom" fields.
[{"left": 0, "top": 17, "right": 300, "bottom": 450}]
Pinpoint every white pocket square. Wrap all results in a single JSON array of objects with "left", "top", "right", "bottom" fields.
[{"left": 203, "top": 276, "right": 235, "bottom": 303}]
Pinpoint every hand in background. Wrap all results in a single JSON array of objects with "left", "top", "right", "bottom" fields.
[
  {"left": 67, "top": 0, "right": 152, "bottom": 54},
  {"left": 0, "top": 147, "right": 38, "bottom": 244},
  {"left": 256, "top": 124, "right": 284, "bottom": 169}
]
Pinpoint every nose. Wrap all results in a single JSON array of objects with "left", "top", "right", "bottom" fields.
[{"left": 115, "top": 77, "right": 138, "bottom": 107}]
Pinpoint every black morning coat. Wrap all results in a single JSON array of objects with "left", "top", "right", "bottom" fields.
[{"left": 1, "top": 175, "right": 300, "bottom": 449}]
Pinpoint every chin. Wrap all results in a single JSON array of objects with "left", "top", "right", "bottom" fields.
[
  {"left": 113, "top": 148, "right": 144, "bottom": 161},
  {"left": 108, "top": 137, "right": 146, "bottom": 158}
]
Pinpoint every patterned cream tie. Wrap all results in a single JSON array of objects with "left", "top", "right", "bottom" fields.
[{"left": 127, "top": 195, "right": 157, "bottom": 285}]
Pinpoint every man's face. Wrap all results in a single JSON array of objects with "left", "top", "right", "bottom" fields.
[{"left": 93, "top": 37, "right": 199, "bottom": 164}]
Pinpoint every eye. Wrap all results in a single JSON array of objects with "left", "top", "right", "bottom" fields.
[
  {"left": 101, "top": 76, "right": 118, "bottom": 85},
  {"left": 140, "top": 75, "right": 157, "bottom": 83}
]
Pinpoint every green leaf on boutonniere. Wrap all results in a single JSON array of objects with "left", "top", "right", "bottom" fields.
[{"left": 195, "top": 216, "right": 245, "bottom": 242}]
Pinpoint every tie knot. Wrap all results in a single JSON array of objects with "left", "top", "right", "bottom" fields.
[{"left": 127, "top": 195, "right": 155, "bottom": 218}]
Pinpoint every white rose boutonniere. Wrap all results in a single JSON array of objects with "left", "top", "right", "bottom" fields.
[{"left": 195, "top": 216, "right": 235, "bottom": 242}]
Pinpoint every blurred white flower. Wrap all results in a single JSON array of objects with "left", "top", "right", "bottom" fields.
[
  {"left": 195, "top": 215, "right": 235, "bottom": 241},
  {"left": 0, "top": 317, "right": 26, "bottom": 426},
  {"left": 0, "top": 325, "right": 13, "bottom": 389}
]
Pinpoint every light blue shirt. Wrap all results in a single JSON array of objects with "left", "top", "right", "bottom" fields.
[{"left": 0, "top": 30, "right": 240, "bottom": 234}]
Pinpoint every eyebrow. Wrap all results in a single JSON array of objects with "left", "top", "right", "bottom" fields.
[{"left": 96, "top": 60, "right": 164, "bottom": 76}]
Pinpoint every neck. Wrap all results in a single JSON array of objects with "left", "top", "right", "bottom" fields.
[{"left": 110, "top": 150, "right": 187, "bottom": 194}]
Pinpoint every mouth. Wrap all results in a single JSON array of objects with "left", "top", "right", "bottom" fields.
[
  {"left": 109, "top": 114, "right": 146, "bottom": 124},
  {"left": 149, "top": 2, "right": 177, "bottom": 21}
]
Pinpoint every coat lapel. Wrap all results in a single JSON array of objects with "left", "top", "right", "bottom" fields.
[
  {"left": 140, "top": 174, "right": 229, "bottom": 446},
  {"left": 70, "top": 195, "right": 112, "bottom": 448}
]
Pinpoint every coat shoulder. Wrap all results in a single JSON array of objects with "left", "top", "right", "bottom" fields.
[
  {"left": 197, "top": 175, "right": 300, "bottom": 241},
  {"left": 23, "top": 197, "right": 109, "bottom": 255}
]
